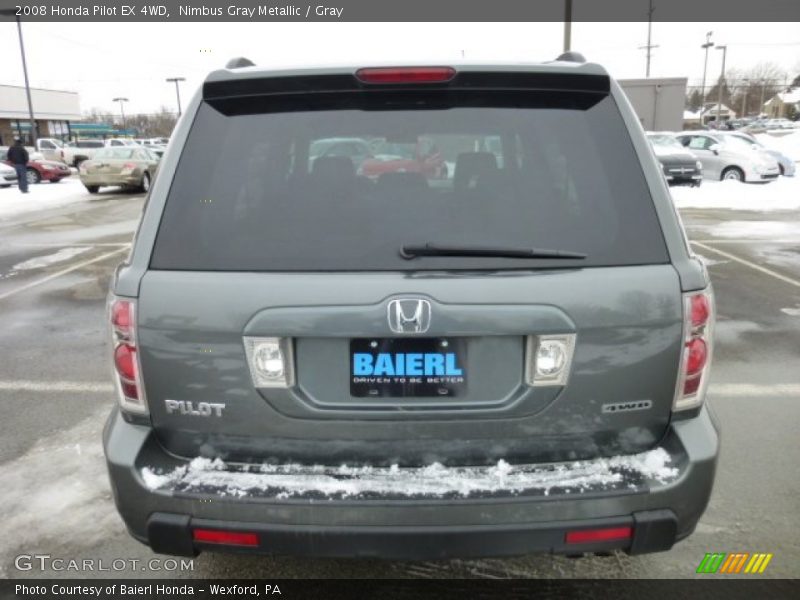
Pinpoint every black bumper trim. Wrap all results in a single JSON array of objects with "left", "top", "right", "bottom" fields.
[{"left": 146, "top": 509, "right": 677, "bottom": 560}]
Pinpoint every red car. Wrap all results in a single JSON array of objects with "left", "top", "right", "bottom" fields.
[
  {"left": 0, "top": 146, "right": 72, "bottom": 184},
  {"left": 360, "top": 137, "right": 448, "bottom": 179}
]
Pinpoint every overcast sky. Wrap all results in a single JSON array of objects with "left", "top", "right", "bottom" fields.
[{"left": 0, "top": 21, "right": 798, "bottom": 115}]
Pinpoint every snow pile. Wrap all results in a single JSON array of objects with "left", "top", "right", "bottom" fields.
[
  {"left": 755, "top": 131, "right": 800, "bottom": 162},
  {"left": 671, "top": 176, "right": 800, "bottom": 211},
  {"left": 0, "top": 178, "right": 95, "bottom": 220},
  {"left": 140, "top": 448, "right": 678, "bottom": 499}
]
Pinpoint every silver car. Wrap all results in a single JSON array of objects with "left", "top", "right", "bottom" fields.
[{"left": 675, "top": 132, "right": 780, "bottom": 182}]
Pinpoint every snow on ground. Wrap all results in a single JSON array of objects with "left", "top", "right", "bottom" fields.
[
  {"left": 755, "top": 130, "right": 800, "bottom": 162},
  {"left": 141, "top": 448, "right": 679, "bottom": 499},
  {"left": 0, "top": 177, "right": 92, "bottom": 220},
  {"left": 671, "top": 175, "right": 800, "bottom": 211},
  {"left": 781, "top": 306, "right": 800, "bottom": 316},
  {"left": 704, "top": 220, "right": 800, "bottom": 240},
  {"left": 12, "top": 247, "right": 92, "bottom": 271}
]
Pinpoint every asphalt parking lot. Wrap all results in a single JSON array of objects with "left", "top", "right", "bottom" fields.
[{"left": 0, "top": 180, "right": 798, "bottom": 579}]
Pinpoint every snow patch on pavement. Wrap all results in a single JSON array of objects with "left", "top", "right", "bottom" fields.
[
  {"left": 0, "top": 409, "right": 122, "bottom": 570},
  {"left": 12, "top": 246, "right": 92, "bottom": 270},
  {"left": 781, "top": 306, "right": 800, "bottom": 316},
  {"left": 141, "top": 448, "right": 679, "bottom": 499},
  {"left": 703, "top": 220, "right": 800, "bottom": 240},
  {"left": 672, "top": 176, "right": 800, "bottom": 211}
]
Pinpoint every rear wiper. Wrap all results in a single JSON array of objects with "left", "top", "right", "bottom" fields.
[{"left": 399, "top": 243, "right": 587, "bottom": 260}]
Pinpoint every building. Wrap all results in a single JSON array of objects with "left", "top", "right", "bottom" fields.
[
  {"left": 618, "top": 77, "right": 688, "bottom": 132},
  {"left": 698, "top": 102, "right": 736, "bottom": 126},
  {"left": 0, "top": 84, "right": 81, "bottom": 145},
  {"left": 763, "top": 88, "right": 800, "bottom": 119}
]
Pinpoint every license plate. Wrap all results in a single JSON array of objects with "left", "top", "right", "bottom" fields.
[{"left": 350, "top": 338, "right": 467, "bottom": 398}]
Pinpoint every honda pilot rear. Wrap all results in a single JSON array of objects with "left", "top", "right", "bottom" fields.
[{"left": 103, "top": 55, "right": 719, "bottom": 560}]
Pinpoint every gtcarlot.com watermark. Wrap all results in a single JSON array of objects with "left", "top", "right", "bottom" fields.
[{"left": 14, "top": 553, "right": 194, "bottom": 573}]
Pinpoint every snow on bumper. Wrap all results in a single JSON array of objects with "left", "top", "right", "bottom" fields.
[{"left": 140, "top": 448, "right": 679, "bottom": 500}]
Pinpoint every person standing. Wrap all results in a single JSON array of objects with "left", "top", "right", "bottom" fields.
[{"left": 7, "top": 138, "right": 29, "bottom": 193}]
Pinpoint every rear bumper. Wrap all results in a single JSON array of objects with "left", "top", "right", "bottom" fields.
[{"left": 104, "top": 405, "right": 720, "bottom": 559}]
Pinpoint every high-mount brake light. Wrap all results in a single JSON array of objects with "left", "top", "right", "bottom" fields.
[
  {"left": 355, "top": 66, "right": 456, "bottom": 84},
  {"left": 674, "top": 288, "right": 715, "bottom": 411},
  {"left": 109, "top": 296, "right": 148, "bottom": 415}
]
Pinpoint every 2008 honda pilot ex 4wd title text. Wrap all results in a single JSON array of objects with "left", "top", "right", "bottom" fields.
[{"left": 103, "top": 55, "right": 719, "bottom": 560}]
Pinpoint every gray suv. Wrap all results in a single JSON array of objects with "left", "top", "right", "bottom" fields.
[{"left": 104, "top": 54, "right": 719, "bottom": 560}]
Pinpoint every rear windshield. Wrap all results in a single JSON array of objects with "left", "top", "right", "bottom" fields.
[
  {"left": 95, "top": 148, "right": 135, "bottom": 159},
  {"left": 151, "top": 91, "right": 668, "bottom": 271}
]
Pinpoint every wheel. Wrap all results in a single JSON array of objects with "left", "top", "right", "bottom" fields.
[
  {"left": 0, "top": 184, "right": 10, "bottom": 189},
  {"left": 84, "top": 185, "right": 99, "bottom": 194},
  {"left": 140, "top": 171, "right": 151, "bottom": 193},
  {"left": 692, "top": 180, "right": 702, "bottom": 188},
  {"left": 26, "top": 168, "right": 41, "bottom": 184},
  {"left": 721, "top": 167, "right": 744, "bottom": 182},
  {"left": 778, "top": 164, "right": 785, "bottom": 176},
  {"left": 50, "top": 179, "right": 62, "bottom": 183},
  {"left": 74, "top": 158, "right": 85, "bottom": 169}
]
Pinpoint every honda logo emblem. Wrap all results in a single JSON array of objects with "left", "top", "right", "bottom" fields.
[{"left": 387, "top": 298, "right": 432, "bottom": 334}]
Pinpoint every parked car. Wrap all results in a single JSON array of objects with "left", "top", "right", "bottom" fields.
[
  {"left": 0, "top": 162, "right": 18, "bottom": 188},
  {"left": 646, "top": 132, "right": 703, "bottom": 186},
  {"left": 105, "top": 138, "right": 140, "bottom": 148},
  {"left": 723, "top": 131, "right": 796, "bottom": 177},
  {"left": 763, "top": 118, "right": 796, "bottom": 130},
  {"left": 35, "top": 137, "right": 65, "bottom": 162},
  {"left": 675, "top": 132, "right": 780, "bottom": 182},
  {"left": 79, "top": 146, "right": 159, "bottom": 193},
  {"left": 103, "top": 57, "right": 718, "bottom": 561},
  {"left": 360, "top": 136, "right": 448, "bottom": 179},
  {"left": 0, "top": 146, "right": 71, "bottom": 184},
  {"left": 62, "top": 139, "right": 105, "bottom": 167}
]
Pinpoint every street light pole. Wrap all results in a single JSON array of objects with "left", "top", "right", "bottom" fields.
[
  {"left": 700, "top": 31, "right": 714, "bottom": 116},
  {"left": 112, "top": 97, "right": 129, "bottom": 132},
  {"left": 165, "top": 77, "right": 186, "bottom": 117},
  {"left": 715, "top": 45, "right": 728, "bottom": 127},
  {"left": 639, "top": 0, "right": 659, "bottom": 77},
  {"left": 2, "top": 12, "right": 39, "bottom": 146}
]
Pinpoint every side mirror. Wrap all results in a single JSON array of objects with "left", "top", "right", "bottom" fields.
[{"left": 709, "top": 144, "right": 721, "bottom": 155}]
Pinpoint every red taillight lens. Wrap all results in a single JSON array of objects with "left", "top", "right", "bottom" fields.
[
  {"left": 121, "top": 162, "right": 136, "bottom": 170},
  {"left": 193, "top": 529, "right": 259, "bottom": 547},
  {"left": 685, "top": 338, "right": 708, "bottom": 375},
  {"left": 565, "top": 526, "right": 632, "bottom": 545},
  {"left": 691, "top": 294, "right": 710, "bottom": 327},
  {"left": 355, "top": 66, "right": 456, "bottom": 84},
  {"left": 114, "top": 344, "right": 137, "bottom": 381},
  {"left": 111, "top": 300, "right": 132, "bottom": 335}
]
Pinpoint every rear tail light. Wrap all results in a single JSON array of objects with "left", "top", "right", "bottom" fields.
[
  {"left": 193, "top": 528, "right": 259, "bottom": 547},
  {"left": 355, "top": 66, "right": 456, "bottom": 84},
  {"left": 565, "top": 526, "right": 633, "bottom": 545},
  {"left": 525, "top": 334, "right": 576, "bottom": 387},
  {"left": 674, "top": 288, "right": 715, "bottom": 411},
  {"left": 109, "top": 296, "right": 148, "bottom": 415},
  {"left": 244, "top": 337, "right": 295, "bottom": 388},
  {"left": 121, "top": 162, "right": 136, "bottom": 171}
]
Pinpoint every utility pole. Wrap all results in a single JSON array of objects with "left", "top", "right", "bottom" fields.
[
  {"left": 166, "top": 77, "right": 186, "bottom": 117},
  {"left": 700, "top": 31, "right": 714, "bottom": 118},
  {"left": 112, "top": 97, "right": 129, "bottom": 132},
  {"left": 0, "top": 10, "right": 39, "bottom": 145},
  {"left": 638, "top": 0, "right": 659, "bottom": 77},
  {"left": 715, "top": 45, "right": 727, "bottom": 127},
  {"left": 563, "top": 0, "right": 572, "bottom": 52}
]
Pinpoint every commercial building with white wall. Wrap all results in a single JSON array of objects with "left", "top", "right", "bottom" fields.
[
  {"left": 618, "top": 78, "right": 688, "bottom": 132},
  {"left": 0, "top": 84, "right": 81, "bottom": 145}
]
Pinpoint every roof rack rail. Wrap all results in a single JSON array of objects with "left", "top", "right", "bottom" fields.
[
  {"left": 555, "top": 51, "right": 586, "bottom": 63},
  {"left": 225, "top": 57, "right": 255, "bottom": 69}
]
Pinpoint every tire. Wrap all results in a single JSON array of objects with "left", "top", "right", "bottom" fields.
[
  {"left": 721, "top": 167, "right": 744, "bottom": 182},
  {"left": 778, "top": 164, "right": 785, "bottom": 176},
  {"left": 1, "top": 184, "right": 10, "bottom": 189},
  {"left": 140, "top": 171, "right": 151, "bottom": 193},
  {"left": 50, "top": 179, "right": 62, "bottom": 183},
  {"left": 84, "top": 185, "right": 99, "bottom": 194},
  {"left": 74, "top": 158, "right": 86, "bottom": 169},
  {"left": 26, "top": 168, "right": 41, "bottom": 184}
]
